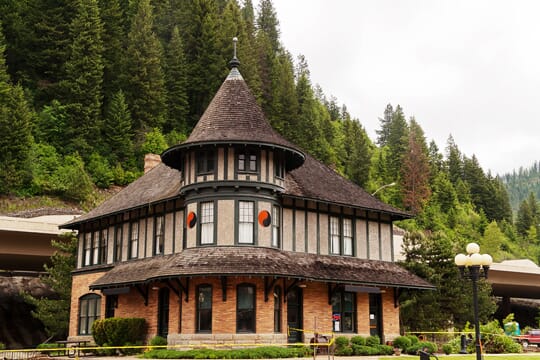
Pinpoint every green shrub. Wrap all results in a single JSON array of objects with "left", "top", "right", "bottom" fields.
[
  {"left": 142, "top": 346, "right": 311, "bottom": 359},
  {"left": 352, "top": 345, "right": 377, "bottom": 356},
  {"left": 334, "top": 336, "right": 350, "bottom": 349},
  {"left": 442, "top": 343, "right": 453, "bottom": 355},
  {"left": 334, "top": 346, "right": 353, "bottom": 356},
  {"left": 392, "top": 336, "right": 411, "bottom": 350},
  {"left": 0, "top": 342, "right": 5, "bottom": 350},
  {"left": 92, "top": 317, "right": 146, "bottom": 352},
  {"left": 37, "top": 342, "right": 63, "bottom": 356},
  {"left": 87, "top": 153, "right": 114, "bottom": 188},
  {"left": 350, "top": 336, "right": 365, "bottom": 346},
  {"left": 375, "top": 344, "right": 394, "bottom": 355},
  {"left": 150, "top": 336, "right": 168, "bottom": 347},
  {"left": 365, "top": 335, "right": 380, "bottom": 346},
  {"left": 479, "top": 320, "right": 522, "bottom": 354},
  {"left": 406, "top": 341, "right": 437, "bottom": 355},
  {"left": 406, "top": 334, "right": 419, "bottom": 345}
]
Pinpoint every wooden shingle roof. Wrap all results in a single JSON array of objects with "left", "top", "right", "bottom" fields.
[
  {"left": 161, "top": 68, "right": 304, "bottom": 170},
  {"left": 86, "top": 246, "right": 433, "bottom": 290}
]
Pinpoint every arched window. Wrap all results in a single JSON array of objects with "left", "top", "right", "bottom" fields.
[
  {"left": 78, "top": 294, "right": 101, "bottom": 335},
  {"left": 237, "top": 284, "right": 255, "bottom": 333}
]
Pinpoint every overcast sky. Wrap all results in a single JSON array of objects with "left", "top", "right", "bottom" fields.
[{"left": 271, "top": 0, "right": 540, "bottom": 175}]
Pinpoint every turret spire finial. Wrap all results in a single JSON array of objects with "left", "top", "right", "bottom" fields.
[{"left": 228, "top": 37, "right": 240, "bottom": 69}]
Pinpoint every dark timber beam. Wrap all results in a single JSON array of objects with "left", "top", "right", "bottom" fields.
[
  {"left": 135, "top": 284, "right": 149, "bottom": 306},
  {"left": 264, "top": 277, "right": 278, "bottom": 302}
]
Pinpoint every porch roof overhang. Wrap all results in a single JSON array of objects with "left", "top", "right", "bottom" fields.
[{"left": 82, "top": 246, "right": 434, "bottom": 291}]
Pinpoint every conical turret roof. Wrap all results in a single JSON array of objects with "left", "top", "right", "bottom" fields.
[{"left": 161, "top": 66, "right": 305, "bottom": 170}]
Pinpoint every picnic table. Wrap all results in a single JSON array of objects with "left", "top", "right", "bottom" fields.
[{"left": 53, "top": 340, "right": 91, "bottom": 358}]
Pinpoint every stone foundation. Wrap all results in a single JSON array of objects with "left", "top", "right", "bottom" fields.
[{"left": 167, "top": 333, "right": 288, "bottom": 349}]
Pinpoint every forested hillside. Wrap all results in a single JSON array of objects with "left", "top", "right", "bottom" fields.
[
  {"left": 3, "top": 0, "right": 540, "bottom": 332},
  {"left": 503, "top": 162, "right": 540, "bottom": 212}
]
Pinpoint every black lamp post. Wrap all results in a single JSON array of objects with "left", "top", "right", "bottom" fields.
[{"left": 454, "top": 243, "right": 492, "bottom": 360}]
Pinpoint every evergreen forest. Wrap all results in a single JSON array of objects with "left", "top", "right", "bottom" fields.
[{"left": 2, "top": 0, "right": 540, "bottom": 333}]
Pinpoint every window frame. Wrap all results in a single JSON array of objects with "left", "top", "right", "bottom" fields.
[
  {"left": 113, "top": 225, "right": 122, "bottom": 262},
  {"left": 83, "top": 232, "right": 92, "bottom": 266},
  {"left": 196, "top": 285, "right": 212, "bottom": 333},
  {"left": 196, "top": 150, "right": 215, "bottom": 175},
  {"left": 199, "top": 201, "right": 215, "bottom": 245},
  {"left": 237, "top": 149, "right": 259, "bottom": 174},
  {"left": 329, "top": 216, "right": 355, "bottom": 256},
  {"left": 271, "top": 205, "right": 280, "bottom": 248},
  {"left": 331, "top": 290, "right": 356, "bottom": 333},
  {"left": 153, "top": 214, "right": 165, "bottom": 255},
  {"left": 237, "top": 201, "right": 255, "bottom": 244},
  {"left": 78, "top": 294, "right": 101, "bottom": 335},
  {"left": 99, "top": 228, "right": 108, "bottom": 264},
  {"left": 274, "top": 152, "right": 284, "bottom": 179},
  {"left": 236, "top": 283, "right": 256, "bottom": 333},
  {"left": 129, "top": 221, "right": 139, "bottom": 259}
]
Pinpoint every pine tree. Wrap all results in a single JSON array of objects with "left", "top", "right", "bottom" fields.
[
  {"left": 164, "top": 26, "right": 189, "bottom": 134},
  {"left": 98, "top": 0, "right": 126, "bottom": 102},
  {"left": 61, "top": 0, "right": 104, "bottom": 156},
  {"left": 23, "top": 233, "right": 77, "bottom": 338},
  {"left": 181, "top": 0, "right": 224, "bottom": 124},
  {"left": 26, "top": 0, "right": 76, "bottom": 104},
  {"left": 256, "top": 0, "right": 280, "bottom": 52},
  {"left": 103, "top": 90, "right": 134, "bottom": 165},
  {"left": 446, "top": 135, "right": 463, "bottom": 185},
  {"left": 401, "top": 119, "right": 431, "bottom": 214},
  {"left": 123, "top": 0, "right": 167, "bottom": 133},
  {"left": 342, "top": 116, "right": 373, "bottom": 188},
  {"left": 0, "top": 24, "right": 33, "bottom": 194},
  {"left": 376, "top": 103, "right": 393, "bottom": 146}
]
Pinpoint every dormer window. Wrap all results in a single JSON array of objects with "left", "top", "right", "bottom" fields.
[
  {"left": 237, "top": 149, "right": 258, "bottom": 173},
  {"left": 196, "top": 150, "right": 215, "bottom": 175}
]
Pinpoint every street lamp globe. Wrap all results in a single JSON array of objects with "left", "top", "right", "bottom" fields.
[{"left": 466, "top": 242, "right": 480, "bottom": 254}]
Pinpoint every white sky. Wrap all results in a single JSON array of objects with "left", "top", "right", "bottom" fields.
[{"left": 271, "top": 0, "right": 540, "bottom": 175}]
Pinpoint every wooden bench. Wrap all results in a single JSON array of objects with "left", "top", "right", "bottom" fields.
[{"left": 53, "top": 340, "right": 90, "bottom": 358}]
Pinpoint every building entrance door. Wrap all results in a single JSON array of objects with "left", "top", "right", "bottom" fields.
[
  {"left": 287, "top": 287, "right": 303, "bottom": 343},
  {"left": 369, "top": 293, "right": 382, "bottom": 339},
  {"left": 158, "top": 288, "right": 170, "bottom": 338}
]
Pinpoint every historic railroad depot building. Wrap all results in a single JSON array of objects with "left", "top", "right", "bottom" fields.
[{"left": 61, "top": 52, "right": 432, "bottom": 346}]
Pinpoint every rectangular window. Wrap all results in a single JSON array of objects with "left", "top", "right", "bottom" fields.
[
  {"left": 273, "top": 286, "right": 282, "bottom": 333},
  {"left": 99, "top": 229, "right": 107, "bottom": 264},
  {"left": 154, "top": 215, "right": 165, "bottom": 255},
  {"left": 83, "top": 232, "right": 92, "bottom": 266},
  {"left": 271, "top": 205, "right": 280, "bottom": 248},
  {"left": 238, "top": 150, "right": 258, "bottom": 173},
  {"left": 200, "top": 202, "right": 214, "bottom": 245},
  {"left": 343, "top": 218, "right": 353, "bottom": 256},
  {"left": 197, "top": 285, "right": 212, "bottom": 332},
  {"left": 196, "top": 150, "right": 215, "bottom": 175},
  {"left": 274, "top": 153, "right": 284, "bottom": 178},
  {"left": 330, "top": 217, "right": 340, "bottom": 255},
  {"left": 114, "top": 226, "right": 122, "bottom": 262},
  {"left": 92, "top": 231, "right": 100, "bottom": 265},
  {"left": 331, "top": 291, "right": 356, "bottom": 333},
  {"left": 238, "top": 201, "right": 254, "bottom": 244},
  {"left": 237, "top": 284, "right": 255, "bottom": 332},
  {"left": 129, "top": 222, "right": 139, "bottom": 259}
]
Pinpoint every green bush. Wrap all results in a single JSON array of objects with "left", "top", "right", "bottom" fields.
[
  {"left": 352, "top": 345, "right": 377, "bottom": 356},
  {"left": 37, "top": 343, "right": 63, "bottom": 356},
  {"left": 350, "top": 336, "right": 365, "bottom": 346},
  {"left": 442, "top": 343, "right": 453, "bottom": 355},
  {"left": 365, "top": 335, "right": 380, "bottom": 346},
  {"left": 150, "top": 336, "right": 168, "bottom": 347},
  {"left": 405, "top": 341, "right": 437, "bottom": 355},
  {"left": 0, "top": 342, "right": 4, "bottom": 350},
  {"left": 375, "top": 344, "right": 394, "bottom": 355},
  {"left": 334, "top": 346, "right": 353, "bottom": 356},
  {"left": 392, "top": 336, "right": 411, "bottom": 350},
  {"left": 334, "top": 336, "right": 350, "bottom": 349},
  {"left": 479, "top": 320, "right": 522, "bottom": 354},
  {"left": 406, "top": 334, "right": 419, "bottom": 345},
  {"left": 142, "top": 346, "right": 311, "bottom": 359},
  {"left": 87, "top": 153, "right": 113, "bottom": 188},
  {"left": 92, "top": 317, "right": 146, "bottom": 352}
]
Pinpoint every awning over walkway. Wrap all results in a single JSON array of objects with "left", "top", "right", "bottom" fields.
[{"left": 83, "top": 246, "right": 434, "bottom": 291}]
